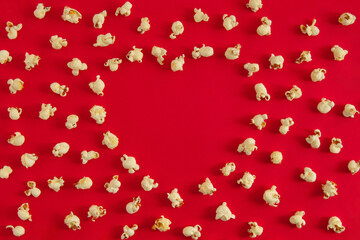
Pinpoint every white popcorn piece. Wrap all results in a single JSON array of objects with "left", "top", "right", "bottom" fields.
[
  {"left": 263, "top": 185, "right": 280, "bottom": 207},
  {"left": 322, "top": 180, "right": 338, "bottom": 199},
  {"left": 64, "top": 212, "right": 81, "bottom": 230},
  {"left": 93, "top": 33, "right": 115, "bottom": 47},
  {"left": 67, "top": 58, "right": 87, "bottom": 76},
  {"left": 104, "top": 175, "right": 121, "bottom": 193},
  {"left": 104, "top": 58, "right": 122, "bottom": 71},
  {"left": 223, "top": 14, "right": 238, "bottom": 31},
  {"left": 257, "top": 17, "right": 272, "bottom": 36},
  {"left": 167, "top": 188, "right": 184, "bottom": 208},
  {"left": 220, "top": 162, "right": 236, "bottom": 176},
  {"left": 244, "top": 63, "right": 259, "bottom": 77},
  {"left": 279, "top": 117, "right": 294, "bottom": 135},
  {"left": 50, "top": 35, "right": 68, "bottom": 50},
  {"left": 192, "top": 44, "right": 214, "bottom": 59},
  {"left": 348, "top": 160, "right": 360, "bottom": 175},
  {"left": 52, "top": 142, "right": 70, "bottom": 157},
  {"left": 34, "top": 3, "right": 50, "bottom": 19},
  {"left": 300, "top": 167, "right": 317, "bottom": 182},
  {"left": 6, "top": 225, "right": 25, "bottom": 237},
  {"left": 170, "top": 21, "right": 184, "bottom": 39},
  {"left": 0, "top": 50, "right": 12, "bottom": 64},
  {"left": 87, "top": 205, "right": 106, "bottom": 222},
  {"left": 237, "top": 172, "right": 256, "bottom": 189},
  {"left": 151, "top": 46, "right": 167, "bottom": 65},
  {"left": 121, "top": 154, "right": 139, "bottom": 173},
  {"left": 331, "top": 45, "right": 348, "bottom": 61},
  {"left": 0, "top": 165, "right": 13, "bottom": 179},
  {"left": 310, "top": 68, "right": 326, "bottom": 82},
  {"left": 152, "top": 215, "right": 171, "bottom": 232},
  {"left": 50, "top": 82, "right": 69, "bottom": 97},
  {"left": 7, "top": 78, "right": 24, "bottom": 94},
  {"left": 198, "top": 177, "right": 217, "bottom": 195},
  {"left": 296, "top": 51, "right": 312, "bottom": 64},
  {"left": 90, "top": 105, "right": 106, "bottom": 124},
  {"left": 215, "top": 202, "right": 235, "bottom": 221},
  {"left": 89, "top": 75, "right": 105, "bottom": 96},
  {"left": 65, "top": 114, "right": 79, "bottom": 129},
  {"left": 285, "top": 85, "right": 302, "bottom": 101},
  {"left": 81, "top": 150, "right": 99, "bottom": 164},
  {"left": 343, "top": 104, "right": 359, "bottom": 118},
  {"left": 171, "top": 54, "right": 185, "bottom": 72},
  {"left": 329, "top": 138, "right": 343, "bottom": 154},
  {"left": 8, "top": 107, "right": 22, "bottom": 120},
  {"left": 75, "top": 177, "right": 93, "bottom": 190},
  {"left": 225, "top": 44, "right": 241, "bottom": 60},
  {"left": 5, "top": 21, "right": 22, "bottom": 40},
  {"left": 18, "top": 203, "right": 32, "bottom": 221},
  {"left": 327, "top": 216, "right": 345, "bottom": 233},
  {"left": 270, "top": 151, "right": 283, "bottom": 164},
  {"left": 8, "top": 132, "right": 25, "bottom": 146},
  {"left": 254, "top": 83, "right": 270, "bottom": 101},
  {"left": 126, "top": 196, "right": 141, "bottom": 214},
  {"left": 248, "top": 222, "right": 263, "bottom": 238},
  {"left": 24, "top": 181, "right": 41, "bottom": 198},
  {"left": 290, "top": 211, "right": 306, "bottom": 228},
  {"left": 237, "top": 138, "right": 258, "bottom": 155},
  {"left": 194, "top": 8, "right": 209, "bottom": 22},
  {"left": 141, "top": 175, "right": 158, "bottom": 191},
  {"left": 137, "top": 17, "right": 150, "bottom": 34},
  {"left": 93, "top": 10, "right": 107, "bottom": 29},
  {"left": 126, "top": 46, "right": 143, "bottom": 63},
  {"left": 339, "top": 13, "right": 356, "bottom": 26},
  {"left": 115, "top": 2, "right": 132, "bottom": 17},
  {"left": 300, "top": 19, "right": 319, "bottom": 36},
  {"left": 39, "top": 103, "right": 57, "bottom": 120},
  {"left": 317, "top": 98, "right": 335, "bottom": 114},
  {"left": 183, "top": 225, "right": 202, "bottom": 240},
  {"left": 251, "top": 114, "right": 268, "bottom": 130},
  {"left": 47, "top": 176, "right": 64, "bottom": 192},
  {"left": 103, "top": 131, "right": 119, "bottom": 149},
  {"left": 21, "top": 153, "right": 38, "bottom": 168},
  {"left": 247, "top": 0, "right": 263, "bottom": 12},
  {"left": 306, "top": 129, "right": 321, "bottom": 148},
  {"left": 62, "top": 7, "right": 82, "bottom": 24},
  {"left": 121, "top": 224, "right": 138, "bottom": 239},
  {"left": 269, "top": 54, "right": 284, "bottom": 69}
]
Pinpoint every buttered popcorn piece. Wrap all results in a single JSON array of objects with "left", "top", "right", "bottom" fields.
[
  {"left": 104, "top": 58, "right": 122, "bottom": 71},
  {"left": 126, "top": 196, "right": 141, "bottom": 214},
  {"left": 311, "top": 68, "right": 326, "bottom": 82},
  {"left": 18, "top": 203, "right": 32, "bottom": 221},
  {"left": 167, "top": 188, "right": 184, "bottom": 208},
  {"left": 225, "top": 44, "right": 241, "bottom": 60},
  {"left": 329, "top": 138, "right": 343, "bottom": 154},
  {"left": 24, "top": 181, "right": 41, "bottom": 198},
  {"left": 50, "top": 35, "right": 68, "bottom": 50},
  {"left": 5, "top": 21, "right": 22, "bottom": 40},
  {"left": 64, "top": 212, "right": 81, "bottom": 230},
  {"left": 279, "top": 117, "right": 294, "bottom": 135},
  {"left": 306, "top": 129, "right": 321, "bottom": 148},
  {"left": 39, "top": 103, "right": 56, "bottom": 120},
  {"left": 183, "top": 225, "right": 202, "bottom": 240},
  {"left": 52, "top": 142, "right": 70, "bottom": 157},
  {"left": 0, "top": 50, "right": 12, "bottom": 64},
  {"left": 237, "top": 138, "right": 258, "bottom": 155},
  {"left": 50, "top": 82, "right": 69, "bottom": 97},
  {"left": 244, "top": 63, "right": 259, "bottom": 77},
  {"left": 152, "top": 215, "right": 171, "bottom": 232},
  {"left": 194, "top": 8, "right": 209, "bottom": 22},
  {"left": 75, "top": 177, "right": 93, "bottom": 190},
  {"left": 257, "top": 17, "right": 272, "bottom": 36},
  {"left": 171, "top": 54, "right": 185, "bottom": 72},
  {"left": 89, "top": 75, "right": 105, "bottom": 96},
  {"left": 296, "top": 51, "right": 312, "bottom": 64},
  {"left": 93, "top": 33, "right": 115, "bottom": 47},
  {"left": 317, "top": 98, "right": 335, "bottom": 113},
  {"left": 105, "top": 175, "right": 121, "bottom": 193},
  {"left": 8, "top": 107, "right": 22, "bottom": 120},
  {"left": 248, "top": 222, "right": 263, "bottom": 238},
  {"left": 121, "top": 224, "right": 138, "bottom": 239},
  {"left": 343, "top": 104, "right": 359, "bottom": 118},
  {"left": 327, "top": 216, "right": 345, "bottom": 233},
  {"left": 263, "top": 185, "right": 280, "bottom": 207},
  {"left": 220, "top": 162, "right": 236, "bottom": 176},
  {"left": 34, "top": 3, "right": 50, "bottom": 19},
  {"left": 6, "top": 225, "right": 25, "bottom": 237},
  {"left": 87, "top": 205, "right": 106, "bottom": 221},
  {"left": 269, "top": 54, "right": 284, "bottom": 69},
  {"left": 24, "top": 52, "right": 40, "bottom": 70},
  {"left": 151, "top": 46, "right": 167, "bottom": 65},
  {"left": 67, "top": 58, "right": 87, "bottom": 76},
  {"left": 223, "top": 14, "right": 238, "bottom": 31},
  {"left": 126, "top": 46, "right": 143, "bottom": 63},
  {"left": 339, "top": 13, "right": 356, "bottom": 26},
  {"left": 290, "top": 211, "right": 306, "bottom": 228},
  {"left": 215, "top": 202, "right": 235, "bottom": 221},
  {"left": 137, "top": 17, "right": 150, "bottom": 34},
  {"left": 322, "top": 180, "right": 338, "bottom": 199},
  {"left": 21, "top": 153, "right": 38, "bottom": 168},
  {"left": 8, "top": 132, "right": 25, "bottom": 146},
  {"left": 81, "top": 150, "right": 99, "bottom": 164},
  {"left": 331, "top": 45, "right": 348, "bottom": 61},
  {"left": 192, "top": 44, "right": 214, "bottom": 59},
  {"left": 198, "top": 177, "right": 217, "bottom": 195},
  {"left": 348, "top": 160, "right": 360, "bottom": 175},
  {"left": 103, "top": 131, "right": 119, "bottom": 149},
  {"left": 0, "top": 165, "right": 13, "bottom": 179},
  {"left": 141, "top": 175, "right": 158, "bottom": 191},
  {"left": 285, "top": 85, "right": 302, "bottom": 101},
  {"left": 270, "top": 151, "right": 283, "bottom": 164},
  {"left": 115, "top": 2, "right": 132, "bottom": 17},
  {"left": 7, "top": 78, "right": 24, "bottom": 94},
  {"left": 237, "top": 172, "right": 256, "bottom": 189},
  {"left": 170, "top": 21, "right": 184, "bottom": 39},
  {"left": 65, "top": 114, "right": 79, "bottom": 129},
  {"left": 90, "top": 105, "right": 106, "bottom": 124},
  {"left": 93, "top": 10, "right": 107, "bottom": 29},
  {"left": 254, "top": 83, "right": 270, "bottom": 101},
  {"left": 62, "top": 7, "right": 82, "bottom": 24},
  {"left": 250, "top": 114, "right": 268, "bottom": 130},
  {"left": 48, "top": 176, "right": 64, "bottom": 192},
  {"left": 300, "top": 19, "right": 319, "bottom": 36},
  {"left": 121, "top": 154, "right": 140, "bottom": 173},
  {"left": 247, "top": 0, "right": 263, "bottom": 12}
]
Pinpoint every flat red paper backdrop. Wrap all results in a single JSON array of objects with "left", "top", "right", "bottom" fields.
[{"left": 1, "top": 0, "right": 360, "bottom": 239}]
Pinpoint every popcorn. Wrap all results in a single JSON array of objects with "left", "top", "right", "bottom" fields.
[
  {"left": 102, "top": 131, "right": 119, "bottom": 149},
  {"left": 310, "top": 68, "right": 326, "bottom": 82},
  {"left": 141, "top": 175, "right": 158, "bottom": 191},
  {"left": 121, "top": 154, "right": 139, "bottom": 173},
  {"left": 24, "top": 181, "right": 41, "bottom": 198},
  {"left": 215, "top": 202, "right": 235, "bottom": 221},
  {"left": 295, "top": 51, "right": 312, "bottom": 64},
  {"left": 339, "top": 13, "right": 356, "bottom": 26},
  {"left": 65, "top": 114, "right": 79, "bottom": 129},
  {"left": 93, "top": 33, "right": 115, "bottom": 47},
  {"left": 89, "top": 75, "right": 105, "bottom": 96},
  {"left": 285, "top": 85, "right": 302, "bottom": 101},
  {"left": 6, "top": 225, "right": 25, "bottom": 237},
  {"left": 183, "top": 225, "right": 202, "bottom": 240},
  {"left": 270, "top": 151, "right": 283, "bottom": 164},
  {"left": 223, "top": 14, "right": 238, "bottom": 31},
  {"left": 104, "top": 58, "right": 122, "bottom": 71},
  {"left": 7, "top": 78, "right": 24, "bottom": 94},
  {"left": 343, "top": 104, "right": 359, "bottom": 118},
  {"left": 104, "top": 175, "right": 121, "bottom": 193},
  {"left": 300, "top": 167, "right": 316, "bottom": 182},
  {"left": 93, "top": 10, "right": 107, "bottom": 28},
  {"left": 75, "top": 177, "right": 93, "bottom": 190},
  {"left": 8, "top": 107, "right": 22, "bottom": 120},
  {"left": 263, "top": 185, "right": 280, "bottom": 207},
  {"left": 21, "top": 153, "right": 38, "bottom": 168},
  {"left": 151, "top": 46, "right": 167, "bottom": 65},
  {"left": 269, "top": 54, "right": 284, "bottom": 69},
  {"left": 237, "top": 138, "right": 258, "bottom": 155},
  {"left": 50, "top": 82, "right": 69, "bottom": 97},
  {"left": 47, "top": 176, "right": 64, "bottom": 192},
  {"left": 170, "top": 21, "right": 184, "bottom": 39},
  {"left": 257, "top": 17, "right": 272, "bottom": 36},
  {"left": 248, "top": 222, "right": 263, "bottom": 238},
  {"left": 254, "top": 83, "right": 270, "bottom": 101},
  {"left": 250, "top": 114, "right": 268, "bottom": 130},
  {"left": 167, "top": 188, "right": 184, "bottom": 208},
  {"left": 279, "top": 117, "right": 294, "bottom": 135},
  {"left": 152, "top": 215, "right": 171, "bottom": 232},
  {"left": 115, "top": 2, "right": 132, "bottom": 17},
  {"left": 194, "top": 8, "right": 209, "bottom": 22},
  {"left": 90, "top": 105, "right": 106, "bottom": 124},
  {"left": 306, "top": 129, "right": 321, "bottom": 148},
  {"left": 225, "top": 44, "right": 241, "bottom": 60},
  {"left": 17, "top": 203, "right": 32, "bottom": 221},
  {"left": 317, "top": 98, "right": 335, "bottom": 113},
  {"left": 81, "top": 150, "right": 99, "bottom": 164},
  {"left": 322, "top": 180, "right": 338, "bottom": 199},
  {"left": 39, "top": 103, "right": 57, "bottom": 120},
  {"left": 348, "top": 160, "right": 360, "bottom": 175},
  {"left": 34, "top": 3, "right": 50, "bottom": 19},
  {"left": 244, "top": 63, "right": 259, "bottom": 77},
  {"left": 192, "top": 44, "right": 214, "bottom": 59},
  {"left": 87, "top": 205, "right": 106, "bottom": 221},
  {"left": 126, "top": 46, "right": 143, "bottom": 63},
  {"left": 67, "top": 58, "right": 87, "bottom": 76},
  {"left": 50, "top": 35, "right": 68, "bottom": 50},
  {"left": 137, "top": 17, "right": 150, "bottom": 34},
  {"left": 5, "top": 21, "right": 22, "bottom": 39},
  {"left": 246, "top": 0, "right": 263, "bottom": 12},
  {"left": 64, "top": 212, "right": 81, "bottom": 230},
  {"left": 237, "top": 172, "right": 256, "bottom": 189},
  {"left": 52, "top": 142, "right": 70, "bottom": 157},
  {"left": 62, "top": 7, "right": 82, "bottom": 24},
  {"left": 329, "top": 138, "right": 343, "bottom": 154},
  {"left": 121, "top": 224, "right": 138, "bottom": 239},
  {"left": 331, "top": 45, "right": 348, "bottom": 61},
  {"left": 300, "top": 19, "right": 319, "bottom": 36},
  {"left": 327, "top": 216, "right": 345, "bottom": 233},
  {"left": 126, "top": 196, "right": 141, "bottom": 214},
  {"left": 0, "top": 165, "right": 13, "bottom": 179},
  {"left": 220, "top": 162, "right": 236, "bottom": 176},
  {"left": 290, "top": 211, "right": 306, "bottom": 228},
  {"left": 0, "top": 50, "right": 12, "bottom": 64},
  {"left": 171, "top": 54, "right": 185, "bottom": 72},
  {"left": 198, "top": 177, "right": 217, "bottom": 195},
  {"left": 8, "top": 132, "right": 25, "bottom": 146}
]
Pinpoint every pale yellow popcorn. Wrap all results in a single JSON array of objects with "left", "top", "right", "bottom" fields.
[
  {"left": 198, "top": 177, "right": 216, "bottom": 195},
  {"left": 263, "top": 185, "right": 280, "bottom": 207},
  {"left": 300, "top": 19, "right": 319, "bottom": 36},
  {"left": 322, "top": 180, "right": 338, "bottom": 199},
  {"left": 215, "top": 202, "right": 235, "bottom": 221},
  {"left": 152, "top": 215, "right": 171, "bottom": 232},
  {"left": 62, "top": 7, "right": 82, "bottom": 24}
]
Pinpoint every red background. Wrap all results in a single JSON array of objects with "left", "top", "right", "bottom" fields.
[{"left": 1, "top": 0, "right": 360, "bottom": 239}]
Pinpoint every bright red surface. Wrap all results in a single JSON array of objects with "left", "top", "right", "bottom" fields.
[{"left": 1, "top": 0, "right": 360, "bottom": 239}]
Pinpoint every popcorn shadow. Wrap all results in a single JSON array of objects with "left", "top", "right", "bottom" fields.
[
  {"left": 278, "top": 214, "right": 291, "bottom": 227},
  {"left": 296, "top": 135, "right": 311, "bottom": 149},
  {"left": 243, "top": 15, "right": 260, "bottom": 36},
  {"left": 239, "top": 221, "right": 250, "bottom": 238},
  {"left": 170, "top": 226, "right": 184, "bottom": 238},
  {"left": 317, "top": 216, "right": 330, "bottom": 232},
  {"left": 225, "top": 138, "right": 240, "bottom": 154},
  {"left": 310, "top": 182, "right": 322, "bottom": 198},
  {"left": 247, "top": 186, "right": 265, "bottom": 205},
  {"left": 307, "top": 98, "right": 320, "bottom": 113},
  {"left": 256, "top": 150, "right": 271, "bottom": 165},
  {"left": 319, "top": 137, "right": 332, "bottom": 154},
  {"left": 318, "top": 45, "right": 333, "bottom": 61},
  {"left": 334, "top": 104, "right": 345, "bottom": 118},
  {"left": 155, "top": 191, "right": 171, "bottom": 208},
  {"left": 240, "top": 82, "right": 256, "bottom": 101},
  {"left": 336, "top": 160, "right": 349, "bottom": 174},
  {"left": 202, "top": 205, "right": 216, "bottom": 220},
  {"left": 211, "top": 14, "right": 226, "bottom": 31},
  {"left": 294, "top": 167, "right": 303, "bottom": 182},
  {"left": 267, "top": 118, "right": 280, "bottom": 135}
]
